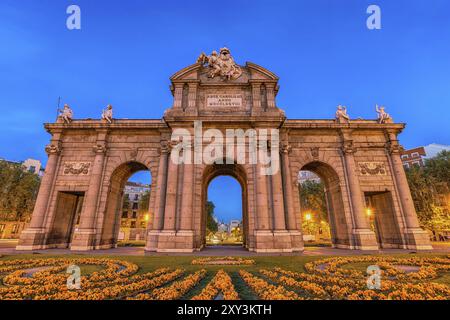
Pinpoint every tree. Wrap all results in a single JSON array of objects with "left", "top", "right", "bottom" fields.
[
  {"left": 405, "top": 165, "right": 437, "bottom": 224},
  {"left": 138, "top": 190, "right": 150, "bottom": 214},
  {"left": 406, "top": 150, "right": 450, "bottom": 239},
  {"left": 0, "top": 161, "right": 40, "bottom": 221},
  {"left": 206, "top": 201, "right": 218, "bottom": 233},
  {"left": 299, "top": 180, "right": 328, "bottom": 223},
  {"left": 424, "top": 150, "right": 450, "bottom": 188}
]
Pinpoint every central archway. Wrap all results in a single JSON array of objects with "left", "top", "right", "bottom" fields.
[{"left": 201, "top": 163, "right": 249, "bottom": 250}]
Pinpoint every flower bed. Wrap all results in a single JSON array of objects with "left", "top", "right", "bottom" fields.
[
  {"left": 239, "top": 270, "right": 301, "bottom": 300},
  {"left": 132, "top": 269, "right": 207, "bottom": 300},
  {"left": 0, "top": 255, "right": 448, "bottom": 300},
  {"left": 192, "top": 269, "right": 239, "bottom": 300},
  {"left": 273, "top": 255, "right": 450, "bottom": 300},
  {"left": 191, "top": 257, "right": 255, "bottom": 266},
  {"left": 0, "top": 258, "right": 180, "bottom": 300}
]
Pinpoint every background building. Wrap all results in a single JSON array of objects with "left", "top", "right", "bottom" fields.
[
  {"left": 217, "top": 222, "right": 228, "bottom": 233},
  {"left": 298, "top": 170, "right": 321, "bottom": 183},
  {"left": 119, "top": 182, "right": 151, "bottom": 241},
  {"left": 401, "top": 143, "right": 450, "bottom": 168},
  {"left": 1, "top": 158, "right": 44, "bottom": 175},
  {"left": 0, "top": 158, "right": 45, "bottom": 177},
  {"left": 228, "top": 220, "right": 241, "bottom": 235},
  {"left": 22, "top": 158, "right": 43, "bottom": 176}
]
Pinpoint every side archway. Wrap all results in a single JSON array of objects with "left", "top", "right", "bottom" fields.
[
  {"left": 299, "top": 161, "right": 352, "bottom": 248},
  {"left": 99, "top": 161, "right": 151, "bottom": 248}
]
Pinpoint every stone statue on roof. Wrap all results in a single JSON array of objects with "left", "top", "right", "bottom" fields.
[{"left": 197, "top": 47, "right": 242, "bottom": 80}]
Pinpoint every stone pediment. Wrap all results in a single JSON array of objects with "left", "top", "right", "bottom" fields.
[
  {"left": 170, "top": 62, "right": 278, "bottom": 84},
  {"left": 165, "top": 48, "right": 284, "bottom": 120}
]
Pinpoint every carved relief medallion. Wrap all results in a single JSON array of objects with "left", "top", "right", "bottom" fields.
[
  {"left": 63, "top": 162, "right": 91, "bottom": 175},
  {"left": 359, "top": 162, "right": 387, "bottom": 176}
]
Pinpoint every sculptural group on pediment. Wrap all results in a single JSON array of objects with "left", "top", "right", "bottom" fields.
[{"left": 197, "top": 47, "right": 242, "bottom": 80}]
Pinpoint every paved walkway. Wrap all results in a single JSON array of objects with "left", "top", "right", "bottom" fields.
[{"left": 1, "top": 241, "right": 449, "bottom": 257}]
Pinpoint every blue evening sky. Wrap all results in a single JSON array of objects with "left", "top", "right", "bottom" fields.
[{"left": 1, "top": 0, "right": 449, "bottom": 222}]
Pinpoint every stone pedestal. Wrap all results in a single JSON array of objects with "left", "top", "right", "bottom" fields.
[
  {"left": 289, "top": 230, "right": 304, "bottom": 252},
  {"left": 157, "top": 230, "right": 177, "bottom": 252},
  {"left": 253, "top": 230, "right": 298, "bottom": 253},
  {"left": 404, "top": 228, "right": 433, "bottom": 250},
  {"left": 271, "top": 230, "right": 292, "bottom": 251},
  {"left": 144, "top": 230, "right": 160, "bottom": 251},
  {"left": 352, "top": 229, "right": 379, "bottom": 250},
  {"left": 16, "top": 228, "right": 47, "bottom": 250},
  {"left": 145, "top": 230, "right": 195, "bottom": 252},
  {"left": 70, "top": 229, "right": 97, "bottom": 251},
  {"left": 173, "top": 230, "right": 195, "bottom": 251},
  {"left": 253, "top": 230, "right": 273, "bottom": 252}
]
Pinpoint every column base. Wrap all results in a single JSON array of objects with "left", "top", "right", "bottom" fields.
[
  {"left": 16, "top": 228, "right": 47, "bottom": 250},
  {"left": 145, "top": 230, "right": 195, "bottom": 252},
  {"left": 70, "top": 229, "right": 97, "bottom": 251},
  {"left": 404, "top": 228, "right": 433, "bottom": 250},
  {"left": 288, "top": 230, "right": 304, "bottom": 252},
  {"left": 352, "top": 229, "right": 379, "bottom": 250},
  {"left": 94, "top": 244, "right": 117, "bottom": 250},
  {"left": 253, "top": 230, "right": 301, "bottom": 253}
]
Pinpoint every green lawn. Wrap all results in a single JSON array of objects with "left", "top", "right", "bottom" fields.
[
  {"left": 0, "top": 254, "right": 317, "bottom": 274},
  {"left": 0, "top": 252, "right": 447, "bottom": 276},
  {"left": 1, "top": 252, "right": 448, "bottom": 299}
]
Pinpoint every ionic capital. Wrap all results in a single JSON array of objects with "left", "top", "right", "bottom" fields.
[
  {"left": 386, "top": 141, "right": 403, "bottom": 155},
  {"left": 92, "top": 143, "right": 107, "bottom": 154},
  {"left": 280, "top": 143, "right": 292, "bottom": 154},
  {"left": 341, "top": 140, "right": 357, "bottom": 155},
  {"left": 45, "top": 143, "right": 61, "bottom": 155},
  {"left": 160, "top": 141, "right": 170, "bottom": 154}
]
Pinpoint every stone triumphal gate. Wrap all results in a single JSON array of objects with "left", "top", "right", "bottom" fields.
[{"left": 18, "top": 48, "right": 432, "bottom": 252}]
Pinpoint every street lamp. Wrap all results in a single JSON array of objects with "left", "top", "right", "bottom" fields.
[{"left": 305, "top": 212, "right": 312, "bottom": 221}]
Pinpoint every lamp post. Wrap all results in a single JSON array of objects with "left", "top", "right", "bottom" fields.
[
  {"left": 366, "top": 208, "right": 375, "bottom": 232},
  {"left": 303, "top": 212, "right": 315, "bottom": 236}
]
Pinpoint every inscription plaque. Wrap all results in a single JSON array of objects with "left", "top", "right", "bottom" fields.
[{"left": 206, "top": 94, "right": 243, "bottom": 107}]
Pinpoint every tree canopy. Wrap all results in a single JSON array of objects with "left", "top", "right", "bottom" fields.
[
  {"left": 406, "top": 150, "right": 450, "bottom": 237},
  {"left": 0, "top": 161, "right": 40, "bottom": 221},
  {"left": 138, "top": 190, "right": 150, "bottom": 214},
  {"left": 299, "top": 180, "right": 328, "bottom": 223},
  {"left": 206, "top": 200, "right": 218, "bottom": 233}
]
